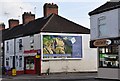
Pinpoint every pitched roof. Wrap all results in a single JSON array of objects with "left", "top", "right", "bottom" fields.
[
  {"left": 42, "top": 14, "right": 90, "bottom": 34},
  {"left": 89, "top": 1, "right": 120, "bottom": 16},
  {"left": 3, "top": 14, "right": 90, "bottom": 40}
]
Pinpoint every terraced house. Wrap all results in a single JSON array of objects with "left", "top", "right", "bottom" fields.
[{"left": 2, "top": 3, "right": 97, "bottom": 75}]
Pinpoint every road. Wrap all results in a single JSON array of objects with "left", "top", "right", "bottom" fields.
[
  {"left": 1, "top": 73, "right": 119, "bottom": 81},
  {"left": 2, "top": 78, "right": 119, "bottom": 81}
]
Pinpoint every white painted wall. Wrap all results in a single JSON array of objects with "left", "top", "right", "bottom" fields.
[
  {"left": 41, "top": 34, "right": 97, "bottom": 73},
  {"left": 22, "top": 34, "right": 40, "bottom": 51},
  {"left": 23, "top": 36, "right": 31, "bottom": 51},
  {"left": 90, "top": 9, "right": 119, "bottom": 40},
  {"left": 118, "top": 8, "right": 120, "bottom": 36},
  {"left": 34, "top": 34, "right": 41, "bottom": 50},
  {"left": 98, "top": 68, "right": 119, "bottom": 80}
]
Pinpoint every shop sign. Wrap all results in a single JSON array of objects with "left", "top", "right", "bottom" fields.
[
  {"left": 36, "top": 55, "right": 40, "bottom": 58},
  {"left": 93, "top": 39, "right": 111, "bottom": 47},
  {"left": 113, "top": 39, "right": 120, "bottom": 45}
]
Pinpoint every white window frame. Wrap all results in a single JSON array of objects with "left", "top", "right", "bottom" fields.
[
  {"left": 98, "top": 16, "right": 106, "bottom": 37},
  {"left": 19, "top": 39, "right": 23, "bottom": 51},
  {"left": 30, "top": 35, "right": 34, "bottom": 49}
]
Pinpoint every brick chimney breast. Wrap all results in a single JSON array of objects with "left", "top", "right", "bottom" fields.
[
  {"left": 8, "top": 19, "right": 19, "bottom": 28},
  {"left": 44, "top": 3, "right": 58, "bottom": 17},
  {"left": 0, "top": 23, "right": 5, "bottom": 30},
  {"left": 22, "top": 12, "right": 35, "bottom": 24}
]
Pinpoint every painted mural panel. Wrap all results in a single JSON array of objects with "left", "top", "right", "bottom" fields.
[{"left": 42, "top": 35, "right": 82, "bottom": 59}]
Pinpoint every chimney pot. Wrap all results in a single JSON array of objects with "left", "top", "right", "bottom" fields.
[
  {"left": 22, "top": 12, "right": 35, "bottom": 24},
  {"left": 8, "top": 19, "right": 19, "bottom": 28},
  {"left": 0, "top": 23, "right": 5, "bottom": 30},
  {"left": 44, "top": 3, "right": 58, "bottom": 17}
]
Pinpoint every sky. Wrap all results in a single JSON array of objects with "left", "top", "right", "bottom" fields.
[{"left": 0, "top": 0, "right": 110, "bottom": 29}]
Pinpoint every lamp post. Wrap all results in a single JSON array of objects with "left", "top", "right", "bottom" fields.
[{"left": 12, "top": 38, "right": 16, "bottom": 76}]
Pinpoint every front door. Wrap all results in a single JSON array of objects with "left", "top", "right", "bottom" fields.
[
  {"left": 24, "top": 56, "right": 35, "bottom": 74},
  {"left": 35, "top": 58, "right": 41, "bottom": 75}
]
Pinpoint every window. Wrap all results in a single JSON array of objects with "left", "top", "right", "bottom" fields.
[
  {"left": 99, "top": 45, "right": 119, "bottom": 68},
  {"left": 19, "top": 39, "right": 23, "bottom": 51},
  {"left": 6, "top": 42, "right": 9, "bottom": 52},
  {"left": 10, "top": 56, "right": 13, "bottom": 68},
  {"left": 6, "top": 58, "right": 9, "bottom": 66},
  {"left": 98, "top": 16, "right": 107, "bottom": 37},
  {"left": 16, "top": 56, "right": 22, "bottom": 69},
  {"left": 16, "top": 56, "right": 19, "bottom": 67},
  {"left": 26, "top": 57, "right": 34, "bottom": 70},
  {"left": 30, "top": 35, "right": 34, "bottom": 49},
  {"left": 19, "top": 56, "right": 22, "bottom": 68}
]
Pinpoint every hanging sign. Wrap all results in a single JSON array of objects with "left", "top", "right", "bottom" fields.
[
  {"left": 36, "top": 55, "right": 40, "bottom": 58},
  {"left": 93, "top": 39, "right": 111, "bottom": 47}
]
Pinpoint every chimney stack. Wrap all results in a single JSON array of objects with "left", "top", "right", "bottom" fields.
[
  {"left": 0, "top": 23, "right": 5, "bottom": 30},
  {"left": 8, "top": 19, "right": 19, "bottom": 28},
  {"left": 44, "top": 3, "right": 58, "bottom": 17},
  {"left": 22, "top": 12, "right": 35, "bottom": 24}
]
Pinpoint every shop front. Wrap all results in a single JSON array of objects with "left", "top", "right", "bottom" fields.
[
  {"left": 24, "top": 56, "right": 35, "bottom": 74},
  {"left": 90, "top": 38, "right": 120, "bottom": 80},
  {"left": 24, "top": 50, "right": 41, "bottom": 75}
]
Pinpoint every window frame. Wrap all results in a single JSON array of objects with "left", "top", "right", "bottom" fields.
[
  {"left": 19, "top": 39, "right": 23, "bottom": 51},
  {"left": 98, "top": 16, "right": 107, "bottom": 37},
  {"left": 30, "top": 35, "right": 34, "bottom": 49},
  {"left": 6, "top": 41, "right": 9, "bottom": 53}
]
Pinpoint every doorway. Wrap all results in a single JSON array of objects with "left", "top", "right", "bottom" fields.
[{"left": 35, "top": 58, "right": 41, "bottom": 75}]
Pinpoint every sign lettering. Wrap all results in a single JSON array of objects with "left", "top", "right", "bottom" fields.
[{"left": 113, "top": 39, "right": 120, "bottom": 45}]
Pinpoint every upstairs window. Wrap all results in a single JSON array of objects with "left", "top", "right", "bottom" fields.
[
  {"left": 19, "top": 39, "right": 23, "bottom": 51},
  {"left": 30, "top": 35, "right": 34, "bottom": 49},
  {"left": 98, "top": 16, "right": 107, "bottom": 37},
  {"left": 6, "top": 42, "right": 9, "bottom": 52}
]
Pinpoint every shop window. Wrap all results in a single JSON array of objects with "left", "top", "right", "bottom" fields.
[
  {"left": 26, "top": 57, "right": 34, "bottom": 70},
  {"left": 99, "top": 45, "right": 119, "bottom": 68},
  {"left": 98, "top": 16, "right": 107, "bottom": 37},
  {"left": 112, "top": 46, "right": 118, "bottom": 54}
]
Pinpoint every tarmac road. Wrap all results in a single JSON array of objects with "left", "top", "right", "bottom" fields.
[
  {"left": 1, "top": 73, "right": 120, "bottom": 81},
  {"left": 2, "top": 78, "right": 119, "bottom": 81}
]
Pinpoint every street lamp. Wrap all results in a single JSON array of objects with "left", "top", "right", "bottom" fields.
[{"left": 12, "top": 38, "right": 16, "bottom": 76}]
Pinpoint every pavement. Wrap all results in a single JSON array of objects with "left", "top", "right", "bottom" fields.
[{"left": 1, "top": 72, "right": 120, "bottom": 81}]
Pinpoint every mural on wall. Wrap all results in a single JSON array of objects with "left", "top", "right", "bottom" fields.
[{"left": 43, "top": 35, "right": 82, "bottom": 58}]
